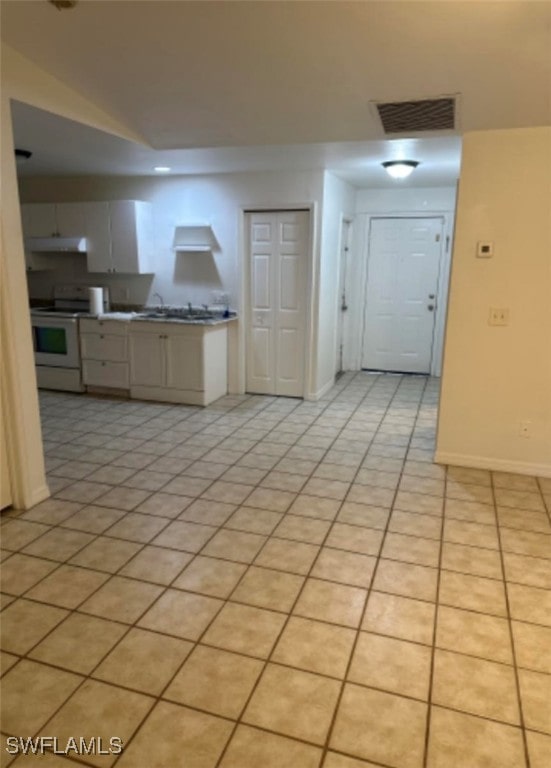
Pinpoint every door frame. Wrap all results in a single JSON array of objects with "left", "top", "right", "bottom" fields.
[
  {"left": 356, "top": 212, "right": 454, "bottom": 377},
  {"left": 239, "top": 204, "right": 317, "bottom": 399},
  {"left": 335, "top": 216, "right": 353, "bottom": 375}
]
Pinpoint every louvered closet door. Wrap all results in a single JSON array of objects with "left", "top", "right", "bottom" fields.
[{"left": 246, "top": 211, "right": 308, "bottom": 397}]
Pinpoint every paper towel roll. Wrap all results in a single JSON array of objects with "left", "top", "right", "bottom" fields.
[{"left": 88, "top": 287, "right": 104, "bottom": 316}]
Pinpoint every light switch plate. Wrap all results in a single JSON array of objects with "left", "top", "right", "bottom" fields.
[{"left": 488, "top": 307, "right": 509, "bottom": 326}]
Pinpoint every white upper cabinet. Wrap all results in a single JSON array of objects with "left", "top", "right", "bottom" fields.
[
  {"left": 84, "top": 203, "right": 112, "bottom": 273},
  {"left": 110, "top": 201, "right": 153, "bottom": 274},
  {"left": 55, "top": 203, "right": 87, "bottom": 237},
  {"left": 86, "top": 200, "right": 153, "bottom": 274},
  {"left": 22, "top": 203, "right": 86, "bottom": 238},
  {"left": 22, "top": 203, "right": 56, "bottom": 237},
  {"left": 21, "top": 200, "right": 154, "bottom": 275}
]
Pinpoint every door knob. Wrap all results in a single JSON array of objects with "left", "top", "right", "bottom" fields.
[
  {"left": 427, "top": 304, "right": 435, "bottom": 311},
  {"left": 428, "top": 294, "right": 435, "bottom": 299}
]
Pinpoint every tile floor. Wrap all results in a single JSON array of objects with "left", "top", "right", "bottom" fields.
[{"left": 1, "top": 372, "right": 550, "bottom": 768}]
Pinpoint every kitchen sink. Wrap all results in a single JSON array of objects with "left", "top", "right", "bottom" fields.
[{"left": 138, "top": 310, "right": 216, "bottom": 321}]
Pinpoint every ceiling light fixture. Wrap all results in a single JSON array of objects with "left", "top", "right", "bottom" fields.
[
  {"left": 154, "top": 166, "right": 171, "bottom": 173},
  {"left": 382, "top": 160, "right": 419, "bottom": 179}
]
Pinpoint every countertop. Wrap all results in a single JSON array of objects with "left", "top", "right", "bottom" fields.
[{"left": 96, "top": 311, "right": 237, "bottom": 326}]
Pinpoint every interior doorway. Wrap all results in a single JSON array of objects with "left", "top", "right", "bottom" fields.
[
  {"left": 361, "top": 216, "right": 444, "bottom": 374},
  {"left": 245, "top": 210, "right": 309, "bottom": 397}
]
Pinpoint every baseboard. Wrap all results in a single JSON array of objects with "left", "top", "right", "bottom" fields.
[
  {"left": 305, "top": 377, "right": 335, "bottom": 402},
  {"left": 434, "top": 451, "right": 551, "bottom": 479},
  {"left": 25, "top": 482, "right": 51, "bottom": 510}
]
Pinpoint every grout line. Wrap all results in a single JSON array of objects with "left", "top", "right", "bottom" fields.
[
  {"left": 320, "top": 375, "right": 431, "bottom": 767},
  {"left": 422, "top": 451, "right": 447, "bottom": 767},
  {"left": 490, "top": 471, "right": 531, "bottom": 768}
]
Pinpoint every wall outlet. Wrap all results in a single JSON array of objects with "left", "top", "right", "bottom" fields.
[
  {"left": 488, "top": 307, "right": 509, "bottom": 326},
  {"left": 110, "top": 285, "right": 130, "bottom": 302},
  {"left": 519, "top": 420, "right": 532, "bottom": 438},
  {"left": 211, "top": 291, "right": 229, "bottom": 305}
]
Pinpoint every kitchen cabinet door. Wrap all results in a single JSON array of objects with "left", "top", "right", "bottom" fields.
[
  {"left": 22, "top": 204, "right": 57, "bottom": 237},
  {"left": 80, "top": 333, "right": 128, "bottom": 362},
  {"left": 165, "top": 332, "right": 203, "bottom": 391},
  {"left": 56, "top": 203, "right": 86, "bottom": 237},
  {"left": 83, "top": 360, "right": 129, "bottom": 389},
  {"left": 21, "top": 203, "right": 86, "bottom": 237},
  {"left": 129, "top": 331, "right": 165, "bottom": 387},
  {"left": 23, "top": 251, "right": 56, "bottom": 273},
  {"left": 85, "top": 202, "right": 112, "bottom": 273},
  {"left": 19, "top": 209, "right": 56, "bottom": 272},
  {"left": 110, "top": 201, "right": 153, "bottom": 274}
]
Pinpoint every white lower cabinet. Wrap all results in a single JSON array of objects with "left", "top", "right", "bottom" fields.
[
  {"left": 80, "top": 319, "right": 129, "bottom": 392},
  {"left": 128, "top": 332, "right": 165, "bottom": 388},
  {"left": 129, "top": 322, "right": 228, "bottom": 406}
]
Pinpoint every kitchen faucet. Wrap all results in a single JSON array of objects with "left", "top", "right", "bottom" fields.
[{"left": 153, "top": 291, "right": 165, "bottom": 308}]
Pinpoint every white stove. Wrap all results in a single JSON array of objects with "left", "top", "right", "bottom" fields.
[{"left": 30, "top": 285, "right": 109, "bottom": 392}]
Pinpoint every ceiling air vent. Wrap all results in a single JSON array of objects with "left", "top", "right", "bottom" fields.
[{"left": 375, "top": 97, "right": 456, "bottom": 134}]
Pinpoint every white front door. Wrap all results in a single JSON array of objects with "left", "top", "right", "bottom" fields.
[
  {"left": 246, "top": 210, "right": 308, "bottom": 397},
  {"left": 362, "top": 217, "right": 443, "bottom": 374}
]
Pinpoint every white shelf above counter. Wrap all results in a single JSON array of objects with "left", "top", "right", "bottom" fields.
[
  {"left": 173, "top": 244, "right": 212, "bottom": 252},
  {"left": 172, "top": 224, "right": 219, "bottom": 253}
]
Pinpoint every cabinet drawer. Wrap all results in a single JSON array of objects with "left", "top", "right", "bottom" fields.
[
  {"left": 82, "top": 360, "right": 129, "bottom": 389},
  {"left": 80, "top": 318, "right": 128, "bottom": 336},
  {"left": 81, "top": 333, "right": 128, "bottom": 361}
]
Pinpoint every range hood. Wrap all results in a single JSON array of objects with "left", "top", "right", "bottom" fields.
[{"left": 25, "top": 236, "right": 87, "bottom": 253}]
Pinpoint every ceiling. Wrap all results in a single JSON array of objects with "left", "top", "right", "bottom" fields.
[
  {"left": 3, "top": 1, "right": 550, "bottom": 184},
  {"left": 10, "top": 100, "right": 462, "bottom": 187}
]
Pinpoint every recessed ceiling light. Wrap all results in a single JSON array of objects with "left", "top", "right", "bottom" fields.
[
  {"left": 382, "top": 160, "right": 420, "bottom": 179},
  {"left": 154, "top": 166, "right": 171, "bottom": 173}
]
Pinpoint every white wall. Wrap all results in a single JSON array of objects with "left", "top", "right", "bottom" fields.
[
  {"left": 355, "top": 187, "right": 457, "bottom": 214},
  {"left": 346, "top": 186, "right": 457, "bottom": 372},
  {"left": 436, "top": 127, "right": 551, "bottom": 477},
  {"left": 314, "top": 172, "right": 356, "bottom": 395}
]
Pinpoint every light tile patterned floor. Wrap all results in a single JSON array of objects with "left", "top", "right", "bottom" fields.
[{"left": 1, "top": 372, "right": 550, "bottom": 768}]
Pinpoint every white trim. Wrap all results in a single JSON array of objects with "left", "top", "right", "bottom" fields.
[
  {"left": 434, "top": 451, "right": 551, "bottom": 479},
  {"left": 305, "top": 376, "right": 335, "bottom": 402},
  {"left": 29, "top": 484, "right": 51, "bottom": 508},
  {"left": 1, "top": 96, "right": 49, "bottom": 511},
  {"left": 335, "top": 215, "right": 353, "bottom": 375}
]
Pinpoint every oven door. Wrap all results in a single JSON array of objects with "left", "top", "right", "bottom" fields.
[{"left": 31, "top": 316, "right": 80, "bottom": 369}]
